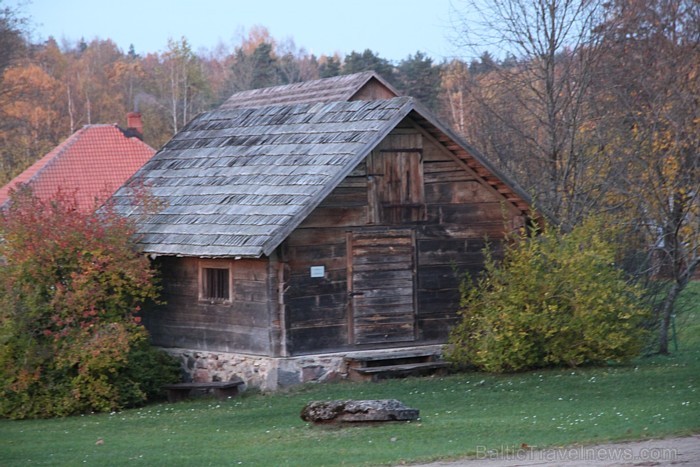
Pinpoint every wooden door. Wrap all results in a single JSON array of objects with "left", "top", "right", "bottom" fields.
[
  {"left": 347, "top": 229, "right": 416, "bottom": 344},
  {"left": 367, "top": 132, "right": 425, "bottom": 224}
]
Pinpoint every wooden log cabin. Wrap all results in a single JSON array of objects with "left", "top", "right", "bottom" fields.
[{"left": 111, "top": 72, "right": 536, "bottom": 390}]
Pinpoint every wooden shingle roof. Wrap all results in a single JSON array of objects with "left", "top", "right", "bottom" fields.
[
  {"left": 219, "top": 71, "right": 399, "bottom": 109},
  {"left": 112, "top": 98, "right": 413, "bottom": 257},
  {"left": 112, "top": 97, "right": 533, "bottom": 258}
]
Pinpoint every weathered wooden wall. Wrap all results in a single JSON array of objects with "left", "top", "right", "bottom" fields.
[
  {"left": 281, "top": 118, "right": 523, "bottom": 355},
  {"left": 350, "top": 79, "right": 397, "bottom": 101},
  {"left": 145, "top": 256, "right": 275, "bottom": 355},
  {"left": 147, "top": 116, "right": 525, "bottom": 358},
  {"left": 417, "top": 125, "right": 509, "bottom": 341}
]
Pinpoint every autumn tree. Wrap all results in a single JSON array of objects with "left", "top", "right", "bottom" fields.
[
  {"left": 593, "top": 0, "right": 700, "bottom": 354},
  {"left": 110, "top": 48, "right": 146, "bottom": 118},
  {"left": 67, "top": 39, "right": 129, "bottom": 128},
  {"left": 439, "top": 59, "right": 471, "bottom": 134},
  {"left": 0, "top": 37, "right": 150, "bottom": 183},
  {"left": 197, "top": 42, "right": 238, "bottom": 106},
  {"left": 226, "top": 26, "right": 279, "bottom": 93},
  {"left": 2, "top": 37, "right": 75, "bottom": 183},
  {"left": 135, "top": 52, "right": 178, "bottom": 148},
  {"left": 0, "top": 59, "right": 63, "bottom": 184},
  {"left": 224, "top": 30, "right": 328, "bottom": 93},
  {"left": 0, "top": 188, "right": 179, "bottom": 419},
  {"left": 157, "top": 37, "right": 210, "bottom": 135},
  {"left": 0, "top": 1, "right": 33, "bottom": 183},
  {"left": 227, "top": 43, "right": 272, "bottom": 92},
  {"left": 276, "top": 38, "right": 319, "bottom": 85},
  {"left": 451, "top": 0, "right": 610, "bottom": 224}
]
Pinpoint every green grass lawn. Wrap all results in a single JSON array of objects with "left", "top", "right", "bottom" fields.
[{"left": 2, "top": 284, "right": 699, "bottom": 466}]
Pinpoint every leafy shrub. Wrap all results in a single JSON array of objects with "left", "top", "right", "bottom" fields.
[
  {"left": 118, "top": 341, "right": 182, "bottom": 406},
  {"left": 0, "top": 188, "right": 179, "bottom": 419},
  {"left": 446, "top": 216, "right": 650, "bottom": 372}
]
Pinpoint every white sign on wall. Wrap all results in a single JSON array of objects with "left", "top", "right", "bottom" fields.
[{"left": 310, "top": 265, "right": 325, "bottom": 278}]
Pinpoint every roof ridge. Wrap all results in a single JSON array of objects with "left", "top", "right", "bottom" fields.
[
  {"left": 234, "top": 71, "right": 377, "bottom": 93},
  {"left": 220, "top": 71, "right": 400, "bottom": 110},
  {"left": 82, "top": 123, "right": 119, "bottom": 129},
  {"left": 213, "top": 95, "right": 413, "bottom": 114}
]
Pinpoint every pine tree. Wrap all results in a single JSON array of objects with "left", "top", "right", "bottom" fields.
[{"left": 397, "top": 51, "right": 442, "bottom": 111}]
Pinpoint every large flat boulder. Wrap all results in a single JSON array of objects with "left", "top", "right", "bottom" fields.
[{"left": 300, "top": 399, "right": 419, "bottom": 424}]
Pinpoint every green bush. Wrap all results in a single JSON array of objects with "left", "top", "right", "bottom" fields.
[
  {"left": 446, "top": 216, "right": 650, "bottom": 372},
  {"left": 118, "top": 341, "right": 182, "bottom": 406},
  {"left": 0, "top": 188, "right": 180, "bottom": 419}
]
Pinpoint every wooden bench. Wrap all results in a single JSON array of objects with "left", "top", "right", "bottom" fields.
[
  {"left": 345, "top": 349, "right": 450, "bottom": 382},
  {"left": 163, "top": 377, "right": 244, "bottom": 402}
]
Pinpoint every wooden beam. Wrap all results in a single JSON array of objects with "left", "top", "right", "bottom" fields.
[{"left": 346, "top": 231, "right": 354, "bottom": 346}]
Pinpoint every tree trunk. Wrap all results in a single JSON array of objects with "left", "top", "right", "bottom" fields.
[
  {"left": 657, "top": 259, "right": 697, "bottom": 355},
  {"left": 657, "top": 283, "right": 679, "bottom": 355}
]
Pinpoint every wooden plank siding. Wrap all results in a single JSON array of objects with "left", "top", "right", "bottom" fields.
[
  {"left": 280, "top": 120, "right": 524, "bottom": 355},
  {"left": 349, "top": 230, "right": 416, "bottom": 345},
  {"left": 146, "top": 256, "right": 274, "bottom": 354},
  {"left": 113, "top": 75, "right": 538, "bottom": 361}
]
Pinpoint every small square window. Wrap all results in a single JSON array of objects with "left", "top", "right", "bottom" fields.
[{"left": 201, "top": 267, "right": 230, "bottom": 302}]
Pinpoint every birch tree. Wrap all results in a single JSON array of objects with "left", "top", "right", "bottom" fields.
[
  {"left": 451, "top": 0, "right": 609, "bottom": 224},
  {"left": 160, "top": 37, "right": 208, "bottom": 134},
  {"left": 594, "top": 0, "right": 700, "bottom": 354}
]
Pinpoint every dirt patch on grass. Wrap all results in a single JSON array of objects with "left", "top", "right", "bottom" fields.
[{"left": 415, "top": 434, "right": 700, "bottom": 466}]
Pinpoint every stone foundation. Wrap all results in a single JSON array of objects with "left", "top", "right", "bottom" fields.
[
  {"left": 162, "top": 345, "right": 444, "bottom": 392},
  {"left": 162, "top": 348, "right": 347, "bottom": 392}
]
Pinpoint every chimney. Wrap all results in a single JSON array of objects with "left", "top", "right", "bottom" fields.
[{"left": 126, "top": 112, "right": 143, "bottom": 138}]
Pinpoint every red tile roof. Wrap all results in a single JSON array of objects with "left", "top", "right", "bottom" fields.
[{"left": 0, "top": 124, "right": 156, "bottom": 212}]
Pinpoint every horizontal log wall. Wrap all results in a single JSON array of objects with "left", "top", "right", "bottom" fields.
[
  {"left": 146, "top": 256, "right": 274, "bottom": 355},
  {"left": 282, "top": 169, "right": 362, "bottom": 353},
  {"left": 417, "top": 134, "right": 509, "bottom": 340},
  {"left": 282, "top": 119, "right": 521, "bottom": 355}
]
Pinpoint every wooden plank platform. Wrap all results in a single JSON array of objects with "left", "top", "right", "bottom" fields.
[
  {"left": 345, "top": 348, "right": 449, "bottom": 382},
  {"left": 353, "top": 362, "right": 450, "bottom": 381},
  {"left": 163, "top": 378, "right": 244, "bottom": 402},
  {"left": 344, "top": 348, "right": 442, "bottom": 362}
]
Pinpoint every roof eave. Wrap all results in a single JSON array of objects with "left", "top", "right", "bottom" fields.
[
  {"left": 407, "top": 99, "right": 546, "bottom": 220},
  {"left": 138, "top": 245, "right": 266, "bottom": 259}
]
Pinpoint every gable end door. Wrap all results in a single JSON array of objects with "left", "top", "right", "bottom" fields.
[{"left": 347, "top": 229, "right": 416, "bottom": 345}]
